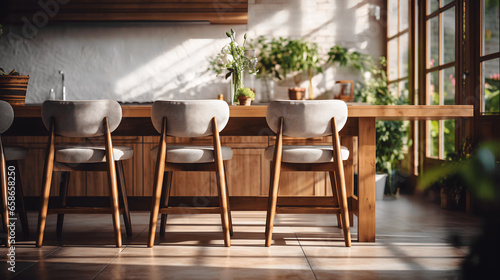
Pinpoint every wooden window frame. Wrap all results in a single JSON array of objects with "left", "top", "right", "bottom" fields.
[
  {"left": 387, "top": 0, "right": 411, "bottom": 98},
  {"left": 418, "top": 0, "right": 460, "bottom": 161}
]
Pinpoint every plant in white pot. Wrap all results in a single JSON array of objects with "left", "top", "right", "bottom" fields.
[{"left": 355, "top": 57, "right": 409, "bottom": 200}]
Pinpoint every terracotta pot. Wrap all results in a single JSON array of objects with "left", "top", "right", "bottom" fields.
[
  {"left": 288, "top": 87, "right": 306, "bottom": 100},
  {"left": 238, "top": 96, "right": 252, "bottom": 106},
  {"left": 0, "top": 75, "right": 29, "bottom": 106}
]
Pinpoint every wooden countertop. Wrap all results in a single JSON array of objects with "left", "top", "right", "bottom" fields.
[{"left": 13, "top": 104, "right": 473, "bottom": 120}]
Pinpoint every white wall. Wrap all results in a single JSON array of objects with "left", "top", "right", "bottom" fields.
[{"left": 0, "top": 0, "right": 386, "bottom": 104}]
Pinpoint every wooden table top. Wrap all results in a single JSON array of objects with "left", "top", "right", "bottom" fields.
[{"left": 13, "top": 104, "right": 473, "bottom": 120}]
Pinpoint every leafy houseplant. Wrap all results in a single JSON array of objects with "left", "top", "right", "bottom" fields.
[
  {"left": 327, "top": 45, "right": 372, "bottom": 73},
  {"left": 426, "top": 141, "right": 471, "bottom": 209},
  {"left": 235, "top": 87, "right": 255, "bottom": 106},
  {"left": 208, "top": 29, "right": 257, "bottom": 104},
  {"left": 418, "top": 142, "right": 500, "bottom": 279},
  {"left": 484, "top": 73, "right": 499, "bottom": 113},
  {"left": 330, "top": 45, "right": 410, "bottom": 196},
  {"left": 0, "top": 68, "right": 30, "bottom": 107},
  {"left": 251, "top": 36, "right": 322, "bottom": 100}
]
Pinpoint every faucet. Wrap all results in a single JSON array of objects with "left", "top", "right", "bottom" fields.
[{"left": 59, "top": 70, "right": 66, "bottom": 100}]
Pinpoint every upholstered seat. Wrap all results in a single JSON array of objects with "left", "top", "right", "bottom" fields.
[
  {"left": 264, "top": 145, "right": 349, "bottom": 163},
  {"left": 55, "top": 145, "right": 134, "bottom": 163},
  {"left": 151, "top": 145, "right": 233, "bottom": 163},
  {"left": 148, "top": 100, "right": 233, "bottom": 247},
  {"left": 4, "top": 146, "right": 29, "bottom": 161}
]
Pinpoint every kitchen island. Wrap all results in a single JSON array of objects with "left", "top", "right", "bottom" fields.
[{"left": 5, "top": 104, "right": 473, "bottom": 242}]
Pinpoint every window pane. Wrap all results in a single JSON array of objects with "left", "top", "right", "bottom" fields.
[
  {"left": 429, "top": 120, "right": 439, "bottom": 157},
  {"left": 444, "top": 119, "right": 455, "bottom": 157},
  {"left": 399, "top": 33, "right": 409, "bottom": 78},
  {"left": 443, "top": 7, "right": 456, "bottom": 64},
  {"left": 443, "top": 0, "right": 455, "bottom": 7},
  {"left": 399, "top": 80, "right": 409, "bottom": 102},
  {"left": 482, "top": 0, "right": 500, "bottom": 55},
  {"left": 482, "top": 58, "right": 500, "bottom": 113},
  {"left": 388, "top": 0, "right": 399, "bottom": 37},
  {"left": 400, "top": 0, "right": 409, "bottom": 31},
  {"left": 388, "top": 38, "right": 398, "bottom": 81},
  {"left": 443, "top": 67, "right": 456, "bottom": 105},
  {"left": 428, "top": 71, "right": 440, "bottom": 105},
  {"left": 428, "top": 0, "right": 439, "bottom": 14},
  {"left": 428, "top": 16, "right": 439, "bottom": 68},
  {"left": 389, "top": 83, "right": 398, "bottom": 98}
]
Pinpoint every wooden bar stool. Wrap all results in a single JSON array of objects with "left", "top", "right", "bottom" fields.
[
  {"left": 264, "top": 100, "right": 351, "bottom": 247},
  {"left": 1, "top": 100, "right": 30, "bottom": 246},
  {"left": 36, "top": 100, "right": 133, "bottom": 247},
  {"left": 148, "top": 100, "right": 233, "bottom": 247}
]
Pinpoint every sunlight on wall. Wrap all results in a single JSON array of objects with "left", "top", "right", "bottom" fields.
[
  {"left": 114, "top": 38, "right": 224, "bottom": 102},
  {"left": 0, "top": 0, "right": 385, "bottom": 103}
]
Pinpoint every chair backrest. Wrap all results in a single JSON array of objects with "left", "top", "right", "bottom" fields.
[
  {"left": 0, "top": 100, "right": 14, "bottom": 134},
  {"left": 41, "top": 100, "right": 122, "bottom": 137},
  {"left": 151, "top": 100, "right": 229, "bottom": 137},
  {"left": 266, "top": 100, "right": 348, "bottom": 138}
]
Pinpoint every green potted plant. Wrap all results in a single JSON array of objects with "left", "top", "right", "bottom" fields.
[
  {"left": 327, "top": 45, "right": 372, "bottom": 73},
  {"left": 0, "top": 25, "right": 30, "bottom": 107},
  {"left": 418, "top": 142, "right": 500, "bottom": 279},
  {"left": 330, "top": 45, "right": 409, "bottom": 198},
  {"left": 0, "top": 68, "right": 30, "bottom": 107},
  {"left": 250, "top": 37, "right": 322, "bottom": 100},
  {"left": 360, "top": 57, "right": 409, "bottom": 198},
  {"left": 236, "top": 87, "right": 255, "bottom": 106},
  {"left": 428, "top": 140, "right": 471, "bottom": 209}
]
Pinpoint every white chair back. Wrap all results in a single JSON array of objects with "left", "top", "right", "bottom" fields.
[
  {"left": 0, "top": 100, "right": 14, "bottom": 134},
  {"left": 41, "top": 100, "right": 122, "bottom": 137},
  {"left": 151, "top": 100, "right": 230, "bottom": 137},
  {"left": 266, "top": 100, "right": 348, "bottom": 137}
]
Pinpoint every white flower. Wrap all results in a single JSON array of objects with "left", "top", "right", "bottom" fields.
[
  {"left": 221, "top": 44, "right": 231, "bottom": 55},
  {"left": 218, "top": 53, "right": 233, "bottom": 66}
]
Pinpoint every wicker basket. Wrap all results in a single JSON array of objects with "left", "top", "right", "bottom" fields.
[{"left": 0, "top": 75, "right": 29, "bottom": 106}]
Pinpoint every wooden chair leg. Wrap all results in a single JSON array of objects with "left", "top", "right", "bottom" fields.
[
  {"left": 265, "top": 159, "right": 281, "bottom": 247},
  {"left": 35, "top": 168, "right": 52, "bottom": 247},
  {"left": 215, "top": 166, "right": 231, "bottom": 247},
  {"left": 10, "top": 161, "right": 29, "bottom": 237},
  {"left": 36, "top": 125, "right": 55, "bottom": 247},
  {"left": 148, "top": 168, "right": 165, "bottom": 247},
  {"left": 0, "top": 146, "right": 9, "bottom": 247},
  {"left": 330, "top": 172, "right": 343, "bottom": 229},
  {"left": 148, "top": 117, "right": 167, "bottom": 247},
  {"left": 116, "top": 161, "right": 132, "bottom": 237},
  {"left": 332, "top": 168, "right": 351, "bottom": 247},
  {"left": 330, "top": 172, "right": 343, "bottom": 230},
  {"left": 212, "top": 118, "right": 230, "bottom": 247},
  {"left": 223, "top": 163, "right": 233, "bottom": 236},
  {"left": 56, "top": 171, "right": 70, "bottom": 238},
  {"left": 104, "top": 118, "right": 122, "bottom": 248},
  {"left": 160, "top": 171, "right": 172, "bottom": 238},
  {"left": 107, "top": 163, "right": 122, "bottom": 247}
]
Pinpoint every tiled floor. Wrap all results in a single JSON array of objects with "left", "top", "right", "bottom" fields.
[{"left": 1, "top": 195, "right": 482, "bottom": 279}]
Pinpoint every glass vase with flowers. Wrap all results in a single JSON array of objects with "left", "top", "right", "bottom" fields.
[{"left": 210, "top": 29, "right": 257, "bottom": 104}]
